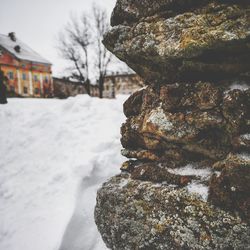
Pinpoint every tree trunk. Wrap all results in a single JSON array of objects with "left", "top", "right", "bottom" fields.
[
  {"left": 85, "top": 79, "right": 91, "bottom": 95},
  {"left": 98, "top": 75, "right": 104, "bottom": 99},
  {"left": 111, "top": 78, "right": 115, "bottom": 99}
]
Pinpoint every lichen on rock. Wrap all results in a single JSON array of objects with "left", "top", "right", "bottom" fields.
[
  {"left": 95, "top": 174, "right": 250, "bottom": 250},
  {"left": 105, "top": 2, "right": 250, "bottom": 84},
  {"left": 95, "top": 0, "right": 250, "bottom": 249}
]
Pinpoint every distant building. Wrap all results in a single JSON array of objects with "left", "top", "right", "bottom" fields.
[
  {"left": 90, "top": 84, "right": 99, "bottom": 97},
  {"left": 102, "top": 73, "right": 144, "bottom": 98},
  {"left": 0, "top": 32, "right": 53, "bottom": 97},
  {"left": 53, "top": 77, "right": 87, "bottom": 99},
  {"left": 53, "top": 77, "right": 102, "bottom": 98}
]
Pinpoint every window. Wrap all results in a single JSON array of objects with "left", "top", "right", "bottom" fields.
[
  {"left": 44, "top": 76, "right": 49, "bottom": 83},
  {"left": 34, "top": 88, "right": 40, "bottom": 95},
  {"left": 34, "top": 75, "right": 38, "bottom": 82},
  {"left": 8, "top": 72, "right": 14, "bottom": 80},
  {"left": 10, "top": 85, "right": 15, "bottom": 93},
  {"left": 22, "top": 73, "right": 26, "bottom": 80},
  {"left": 23, "top": 86, "right": 28, "bottom": 94}
]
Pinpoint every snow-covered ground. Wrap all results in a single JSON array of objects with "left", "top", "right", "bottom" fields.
[{"left": 0, "top": 95, "right": 127, "bottom": 250}]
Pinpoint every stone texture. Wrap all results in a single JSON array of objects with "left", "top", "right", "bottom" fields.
[
  {"left": 105, "top": 3, "right": 250, "bottom": 84},
  {"left": 111, "top": 0, "right": 207, "bottom": 26},
  {"left": 209, "top": 153, "right": 250, "bottom": 222},
  {"left": 95, "top": 174, "right": 250, "bottom": 250},
  {"left": 121, "top": 82, "right": 250, "bottom": 162},
  {"left": 111, "top": 0, "right": 249, "bottom": 26},
  {"left": 95, "top": 0, "right": 250, "bottom": 249}
]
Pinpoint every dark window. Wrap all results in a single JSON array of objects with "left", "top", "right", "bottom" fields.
[
  {"left": 22, "top": 73, "right": 26, "bottom": 80},
  {"left": 44, "top": 76, "right": 49, "bottom": 83},
  {"left": 10, "top": 85, "right": 15, "bottom": 93},
  {"left": 34, "top": 88, "right": 40, "bottom": 95},
  {"left": 23, "top": 86, "right": 28, "bottom": 94},
  {"left": 8, "top": 72, "right": 14, "bottom": 79}
]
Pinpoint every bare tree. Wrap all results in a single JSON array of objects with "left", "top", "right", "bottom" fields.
[
  {"left": 58, "top": 14, "right": 91, "bottom": 95},
  {"left": 92, "top": 4, "right": 112, "bottom": 98},
  {"left": 58, "top": 4, "right": 112, "bottom": 98}
]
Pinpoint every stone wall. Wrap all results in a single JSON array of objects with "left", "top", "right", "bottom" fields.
[
  {"left": 95, "top": 1, "right": 250, "bottom": 249},
  {"left": 53, "top": 77, "right": 87, "bottom": 99}
]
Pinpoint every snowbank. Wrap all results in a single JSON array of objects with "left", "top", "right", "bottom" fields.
[{"left": 0, "top": 95, "right": 127, "bottom": 250}]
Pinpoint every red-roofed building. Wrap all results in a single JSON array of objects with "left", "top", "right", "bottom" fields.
[{"left": 0, "top": 32, "right": 53, "bottom": 97}]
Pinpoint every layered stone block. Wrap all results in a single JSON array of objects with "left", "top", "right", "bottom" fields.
[{"left": 95, "top": 0, "right": 250, "bottom": 249}]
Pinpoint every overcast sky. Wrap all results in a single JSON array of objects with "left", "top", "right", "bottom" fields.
[{"left": 0, "top": 0, "right": 118, "bottom": 77}]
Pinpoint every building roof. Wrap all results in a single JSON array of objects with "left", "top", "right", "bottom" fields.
[
  {"left": 0, "top": 33, "right": 52, "bottom": 65},
  {"left": 53, "top": 77, "right": 82, "bottom": 85},
  {"left": 104, "top": 73, "right": 137, "bottom": 79}
]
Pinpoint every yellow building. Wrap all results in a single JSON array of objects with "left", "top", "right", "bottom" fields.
[{"left": 0, "top": 32, "right": 53, "bottom": 97}]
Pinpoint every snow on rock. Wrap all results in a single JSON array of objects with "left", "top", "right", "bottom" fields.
[
  {"left": 228, "top": 82, "right": 249, "bottom": 91},
  {"left": 147, "top": 106, "right": 174, "bottom": 131},
  {"left": 236, "top": 153, "right": 250, "bottom": 161},
  {"left": 167, "top": 164, "right": 211, "bottom": 179},
  {"left": 187, "top": 182, "right": 209, "bottom": 201},
  {"left": 167, "top": 164, "right": 212, "bottom": 201},
  {"left": 240, "top": 134, "right": 250, "bottom": 140},
  {"left": 0, "top": 95, "right": 127, "bottom": 250},
  {"left": 224, "top": 82, "right": 250, "bottom": 94}
]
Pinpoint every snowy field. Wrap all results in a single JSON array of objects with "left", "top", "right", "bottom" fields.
[{"left": 0, "top": 95, "right": 127, "bottom": 250}]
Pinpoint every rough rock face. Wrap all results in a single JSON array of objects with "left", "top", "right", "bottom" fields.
[
  {"left": 209, "top": 153, "right": 250, "bottom": 221},
  {"left": 121, "top": 83, "right": 250, "bottom": 162},
  {"left": 95, "top": 0, "right": 250, "bottom": 249},
  {"left": 106, "top": 2, "right": 250, "bottom": 84},
  {"left": 96, "top": 174, "right": 250, "bottom": 250},
  {"left": 111, "top": 0, "right": 249, "bottom": 26}
]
